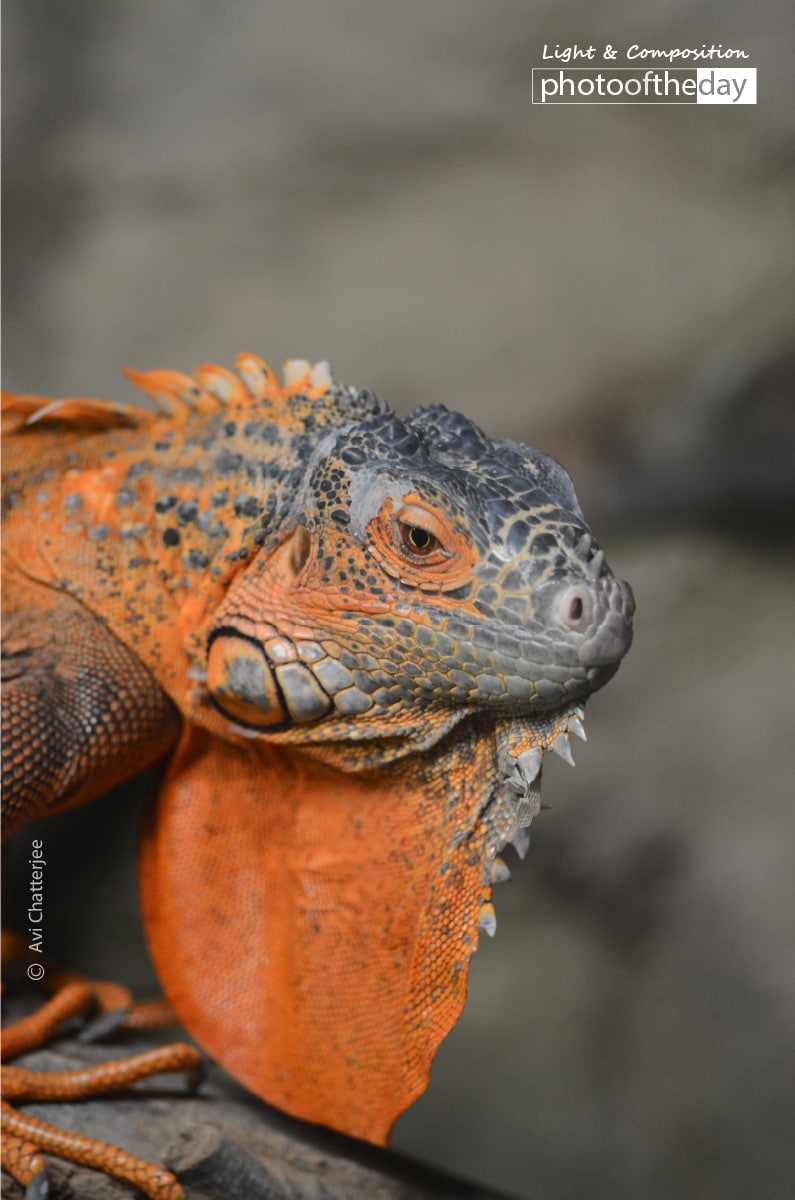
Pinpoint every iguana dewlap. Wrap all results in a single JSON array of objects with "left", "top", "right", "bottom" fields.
[{"left": 1, "top": 354, "right": 634, "bottom": 1144}]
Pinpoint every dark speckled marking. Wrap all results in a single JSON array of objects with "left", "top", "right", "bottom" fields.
[
  {"left": 163, "top": 527, "right": 181, "bottom": 548},
  {"left": 233, "top": 494, "right": 260, "bottom": 518},
  {"left": 177, "top": 500, "right": 199, "bottom": 525},
  {"left": 173, "top": 466, "right": 204, "bottom": 485},
  {"left": 214, "top": 450, "right": 243, "bottom": 477}
]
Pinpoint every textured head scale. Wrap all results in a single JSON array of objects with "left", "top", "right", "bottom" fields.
[{"left": 207, "top": 385, "right": 634, "bottom": 758}]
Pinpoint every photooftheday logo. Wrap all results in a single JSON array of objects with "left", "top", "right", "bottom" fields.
[{"left": 532, "top": 67, "right": 757, "bottom": 105}]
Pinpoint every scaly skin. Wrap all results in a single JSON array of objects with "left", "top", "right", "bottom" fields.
[{"left": 1, "top": 355, "right": 634, "bottom": 1172}]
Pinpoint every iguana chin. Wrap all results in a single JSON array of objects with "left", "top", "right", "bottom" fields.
[{"left": 2, "top": 355, "right": 634, "bottom": 1148}]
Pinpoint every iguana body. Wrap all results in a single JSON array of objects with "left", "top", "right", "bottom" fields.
[{"left": 2, "top": 354, "right": 634, "bottom": 1146}]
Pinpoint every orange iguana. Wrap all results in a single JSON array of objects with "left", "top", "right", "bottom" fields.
[{"left": 1, "top": 354, "right": 634, "bottom": 1195}]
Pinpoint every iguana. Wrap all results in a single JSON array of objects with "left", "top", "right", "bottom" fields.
[{"left": 1, "top": 354, "right": 634, "bottom": 1196}]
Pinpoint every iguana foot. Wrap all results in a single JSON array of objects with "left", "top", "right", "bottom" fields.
[
  {"left": 2, "top": 929, "right": 178, "bottom": 1038},
  {"left": 1, "top": 984, "right": 202, "bottom": 1200},
  {"left": 80, "top": 996, "right": 179, "bottom": 1041}
]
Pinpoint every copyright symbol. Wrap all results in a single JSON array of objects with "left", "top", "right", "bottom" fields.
[{"left": 27, "top": 962, "right": 45, "bottom": 982}]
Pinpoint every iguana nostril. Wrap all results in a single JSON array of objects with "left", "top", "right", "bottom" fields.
[{"left": 559, "top": 584, "right": 592, "bottom": 630}]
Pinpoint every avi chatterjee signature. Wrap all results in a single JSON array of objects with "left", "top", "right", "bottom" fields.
[{"left": 26, "top": 838, "right": 47, "bottom": 980}]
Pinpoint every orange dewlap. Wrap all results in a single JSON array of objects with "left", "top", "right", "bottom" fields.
[{"left": 139, "top": 725, "right": 491, "bottom": 1144}]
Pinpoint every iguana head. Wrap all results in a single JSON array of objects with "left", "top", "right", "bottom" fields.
[{"left": 206, "top": 392, "right": 634, "bottom": 799}]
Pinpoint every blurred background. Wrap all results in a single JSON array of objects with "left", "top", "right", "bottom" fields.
[{"left": 4, "top": 3, "right": 794, "bottom": 1198}]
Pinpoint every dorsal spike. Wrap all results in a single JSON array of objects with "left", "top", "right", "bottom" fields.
[
  {"left": 122, "top": 367, "right": 220, "bottom": 416},
  {"left": 192, "top": 363, "right": 249, "bottom": 407},
  {"left": 282, "top": 358, "right": 337, "bottom": 400},
  {"left": 282, "top": 359, "right": 313, "bottom": 393},
  {"left": 309, "top": 360, "right": 334, "bottom": 392},
  {"left": 2, "top": 392, "right": 147, "bottom": 431},
  {"left": 235, "top": 352, "right": 280, "bottom": 401}
]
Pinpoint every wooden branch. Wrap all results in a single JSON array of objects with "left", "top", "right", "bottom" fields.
[{"left": 2, "top": 997, "right": 518, "bottom": 1200}]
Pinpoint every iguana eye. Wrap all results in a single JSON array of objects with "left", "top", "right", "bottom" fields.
[
  {"left": 363, "top": 492, "right": 475, "bottom": 590},
  {"left": 399, "top": 522, "right": 439, "bottom": 556},
  {"left": 392, "top": 502, "right": 451, "bottom": 567}
]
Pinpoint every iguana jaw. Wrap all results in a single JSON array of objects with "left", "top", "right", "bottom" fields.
[{"left": 199, "top": 515, "right": 633, "bottom": 765}]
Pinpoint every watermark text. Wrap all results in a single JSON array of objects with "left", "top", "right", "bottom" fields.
[
  {"left": 27, "top": 839, "right": 47, "bottom": 981},
  {"left": 532, "top": 67, "right": 757, "bottom": 105}
]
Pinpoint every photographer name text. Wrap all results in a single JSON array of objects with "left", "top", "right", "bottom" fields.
[{"left": 27, "top": 838, "right": 47, "bottom": 981}]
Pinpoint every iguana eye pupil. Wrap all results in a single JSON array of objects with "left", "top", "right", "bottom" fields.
[{"left": 401, "top": 524, "right": 436, "bottom": 554}]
